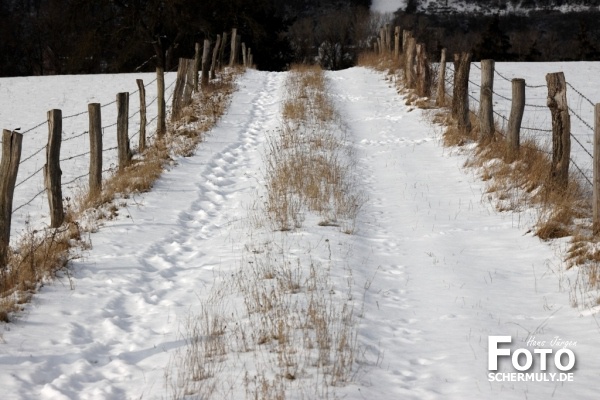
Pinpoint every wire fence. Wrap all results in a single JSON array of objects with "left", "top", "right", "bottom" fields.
[
  {"left": 0, "top": 65, "right": 177, "bottom": 238},
  {"left": 448, "top": 61, "right": 597, "bottom": 190}
]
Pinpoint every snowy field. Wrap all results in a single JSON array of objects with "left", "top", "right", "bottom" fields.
[
  {"left": 371, "top": 0, "right": 403, "bottom": 13},
  {"left": 1, "top": 64, "right": 600, "bottom": 399}
]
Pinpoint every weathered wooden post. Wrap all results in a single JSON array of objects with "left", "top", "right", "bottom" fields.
[
  {"left": 379, "top": 27, "right": 386, "bottom": 55},
  {"left": 88, "top": 103, "right": 102, "bottom": 196},
  {"left": 455, "top": 52, "right": 472, "bottom": 135},
  {"left": 479, "top": 59, "right": 495, "bottom": 140},
  {"left": 436, "top": 48, "right": 447, "bottom": 107},
  {"left": 451, "top": 54, "right": 459, "bottom": 118},
  {"left": 0, "top": 129, "right": 23, "bottom": 267},
  {"left": 241, "top": 42, "right": 247, "bottom": 67},
  {"left": 546, "top": 72, "right": 571, "bottom": 188},
  {"left": 248, "top": 48, "right": 253, "bottom": 68},
  {"left": 594, "top": 103, "right": 600, "bottom": 234},
  {"left": 394, "top": 26, "right": 401, "bottom": 60},
  {"left": 415, "top": 43, "right": 431, "bottom": 97},
  {"left": 45, "top": 109, "right": 64, "bottom": 228},
  {"left": 116, "top": 92, "right": 132, "bottom": 170},
  {"left": 201, "top": 39, "right": 211, "bottom": 87},
  {"left": 193, "top": 42, "right": 201, "bottom": 92},
  {"left": 218, "top": 31, "right": 228, "bottom": 71},
  {"left": 210, "top": 34, "right": 222, "bottom": 79},
  {"left": 156, "top": 66, "right": 166, "bottom": 137},
  {"left": 402, "top": 30, "right": 412, "bottom": 54},
  {"left": 507, "top": 78, "right": 525, "bottom": 154},
  {"left": 136, "top": 79, "right": 147, "bottom": 152},
  {"left": 405, "top": 37, "right": 417, "bottom": 89},
  {"left": 385, "top": 23, "right": 392, "bottom": 53},
  {"left": 172, "top": 58, "right": 188, "bottom": 121},
  {"left": 229, "top": 28, "right": 238, "bottom": 66}
]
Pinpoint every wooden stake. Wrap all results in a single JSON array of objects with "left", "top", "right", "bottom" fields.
[
  {"left": 594, "top": 103, "right": 600, "bottom": 234},
  {"left": 45, "top": 109, "right": 64, "bottom": 228},
  {"left": 156, "top": 66, "right": 166, "bottom": 137},
  {"left": 201, "top": 39, "right": 211, "bottom": 87},
  {"left": 546, "top": 72, "right": 571, "bottom": 188},
  {"left": 88, "top": 103, "right": 102, "bottom": 196},
  {"left": 211, "top": 34, "right": 222, "bottom": 79},
  {"left": 436, "top": 48, "right": 447, "bottom": 107},
  {"left": 479, "top": 59, "right": 495, "bottom": 140},
  {"left": 0, "top": 129, "right": 23, "bottom": 267},
  {"left": 116, "top": 92, "right": 131, "bottom": 170},
  {"left": 507, "top": 78, "right": 525, "bottom": 154}
]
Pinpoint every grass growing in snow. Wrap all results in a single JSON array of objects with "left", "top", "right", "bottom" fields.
[{"left": 165, "top": 65, "right": 372, "bottom": 399}]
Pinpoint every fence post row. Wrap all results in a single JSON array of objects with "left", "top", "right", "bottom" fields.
[
  {"left": 546, "top": 72, "right": 571, "bottom": 188},
  {"left": 0, "top": 129, "right": 23, "bottom": 267},
  {"left": 479, "top": 59, "right": 495, "bottom": 140},
  {"left": 45, "top": 109, "right": 64, "bottom": 228},
  {"left": 116, "top": 92, "right": 132, "bottom": 170},
  {"left": 136, "top": 79, "right": 147, "bottom": 152},
  {"left": 88, "top": 103, "right": 102, "bottom": 196},
  {"left": 201, "top": 39, "right": 211, "bottom": 87},
  {"left": 436, "top": 48, "right": 447, "bottom": 107},
  {"left": 507, "top": 78, "right": 525, "bottom": 154}
]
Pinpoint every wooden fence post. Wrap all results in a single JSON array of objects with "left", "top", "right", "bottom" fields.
[
  {"left": 156, "top": 66, "right": 166, "bottom": 138},
  {"left": 436, "top": 48, "right": 447, "bottom": 107},
  {"left": 402, "top": 30, "right": 412, "bottom": 55},
  {"left": 248, "top": 49, "right": 253, "bottom": 68},
  {"left": 394, "top": 26, "right": 401, "bottom": 60},
  {"left": 171, "top": 58, "right": 195, "bottom": 121},
  {"left": 45, "top": 109, "right": 64, "bottom": 228},
  {"left": 379, "top": 27, "right": 386, "bottom": 55},
  {"left": 0, "top": 129, "right": 23, "bottom": 267},
  {"left": 451, "top": 53, "right": 460, "bottom": 118},
  {"left": 405, "top": 37, "right": 416, "bottom": 89},
  {"left": 201, "top": 39, "right": 211, "bottom": 87},
  {"left": 241, "top": 42, "right": 247, "bottom": 67},
  {"left": 479, "top": 59, "right": 495, "bottom": 140},
  {"left": 229, "top": 28, "right": 238, "bottom": 66},
  {"left": 219, "top": 32, "right": 228, "bottom": 71},
  {"left": 385, "top": 23, "right": 392, "bottom": 53},
  {"left": 211, "top": 34, "right": 222, "bottom": 79},
  {"left": 455, "top": 52, "right": 472, "bottom": 135},
  {"left": 116, "top": 92, "right": 132, "bottom": 170},
  {"left": 594, "top": 103, "right": 600, "bottom": 234},
  {"left": 136, "top": 79, "right": 147, "bottom": 152},
  {"left": 193, "top": 42, "right": 201, "bottom": 92},
  {"left": 88, "top": 103, "right": 102, "bottom": 196},
  {"left": 415, "top": 43, "right": 431, "bottom": 97},
  {"left": 507, "top": 78, "right": 525, "bottom": 154},
  {"left": 546, "top": 72, "right": 571, "bottom": 188}
]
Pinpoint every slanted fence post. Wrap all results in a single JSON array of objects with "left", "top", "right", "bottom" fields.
[
  {"left": 479, "top": 59, "right": 495, "bottom": 140},
  {"left": 0, "top": 129, "right": 23, "bottom": 267},
  {"left": 45, "top": 109, "right": 64, "bottom": 228},
  {"left": 136, "top": 79, "right": 147, "bottom": 152},
  {"left": 116, "top": 92, "right": 132, "bottom": 170},
  {"left": 546, "top": 72, "right": 571, "bottom": 188},
  {"left": 171, "top": 58, "right": 195, "bottom": 121},
  {"left": 211, "top": 34, "right": 222, "bottom": 80},
  {"left": 436, "top": 48, "right": 447, "bottom": 107},
  {"left": 201, "top": 39, "right": 211, "bottom": 87},
  {"left": 156, "top": 66, "right": 166, "bottom": 138},
  {"left": 455, "top": 52, "right": 472, "bottom": 135},
  {"left": 594, "top": 104, "right": 600, "bottom": 234},
  {"left": 88, "top": 103, "right": 102, "bottom": 196},
  {"left": 507, "top": 78, "right": 525, "bottom": 154}
]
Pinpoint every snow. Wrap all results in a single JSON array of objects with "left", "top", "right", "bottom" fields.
[
  {"left": 1, "top": 65, "right": 600, "bottom": 399},
  {"left": 371, "top": 0, "right": 404, "bottom": 13}
]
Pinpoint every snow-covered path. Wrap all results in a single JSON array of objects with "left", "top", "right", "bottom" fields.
[{"left": 1, "top": 67, "right": 599, "bottom": 399}]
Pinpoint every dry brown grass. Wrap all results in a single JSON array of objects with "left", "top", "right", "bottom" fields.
[
  {"left": 0, "top": 71, "right": 237, "bottom": 322},
  {"left": 265, "top": 65, "right": 364, "bottom": 233}
]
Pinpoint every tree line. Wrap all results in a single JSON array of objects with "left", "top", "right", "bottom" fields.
[{"left": 0, "top": 0, "right": 373, "bottom": 77}]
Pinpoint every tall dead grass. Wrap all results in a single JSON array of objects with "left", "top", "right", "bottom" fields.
[
  {"left": 0, "top": 71, "right": 237, "bottom": 321},
  {"left": 265, "top": 65, "right": 365, "bottom": 233}
]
